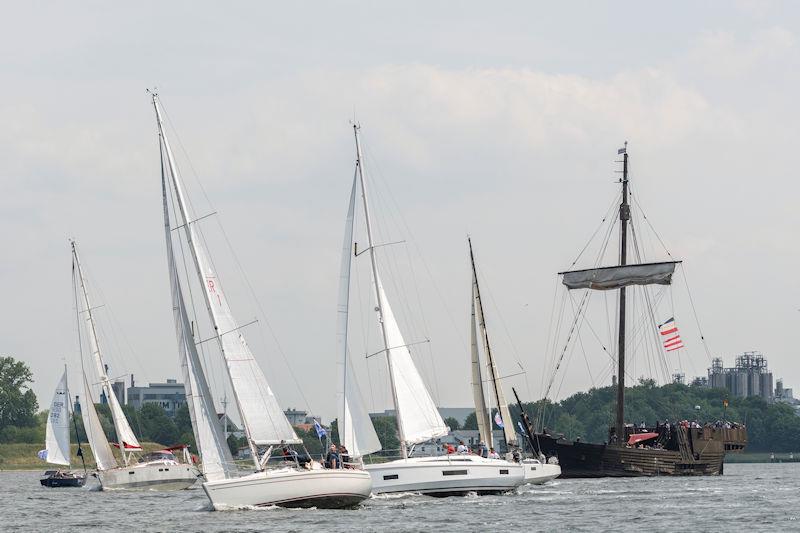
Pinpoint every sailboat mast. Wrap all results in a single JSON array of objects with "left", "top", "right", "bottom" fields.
[
  {"left": 352, "top": 124, "right": 408, "bottom": 459},
  {"left": 152, "top": 95, "right": 261, "bottom": 469},
  {"left": 615, "top": 143, "right": 629, "bottom": 446}
]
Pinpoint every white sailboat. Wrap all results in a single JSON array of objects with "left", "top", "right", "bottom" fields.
[
  {"left": 152, "top": 93, "right": 371, "bottom": 510},
  {"left": 346, "top": 125, "right": 525, "bottom": 495},
  {"left": 71, "top": 240, "right": 200, "bottom": 490},
  {"left": 467, "top": 238, "right": 560, "bottom": 485},
  {"left": 39, "top": 367, "right": 87, "bottom": 487}
]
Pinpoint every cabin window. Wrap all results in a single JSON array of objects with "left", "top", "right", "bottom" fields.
[
  {"left": 500, "top": 469, "right": 509, "bottom": 474},
  {"left": 442, "top": 470, "right": 468, "bottom": 476},
  {"left": 383, "top": 474, "right": 399, "bottom": 480},
  {"left": 128, "top": 471, "right": 135, "bottom": 475}
]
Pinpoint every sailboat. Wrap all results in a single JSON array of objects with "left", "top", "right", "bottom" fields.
[
  {"left": 346, "top": 125, "right": 524, "bottom": 495},
  {"left": 467, "top": 238, "right": 560, "bottom": 485},
  {"left": 39, "top": 367, "right": 87, "bottom": 487},
  {"left": 534, "top": 145, "right": 748, "bottom": 477},
  {"left": 152, "top": 93, "right": 371, "bottom": 509},
  {"left": 71, "top": 240, "right": 200, "bottom": 490}
]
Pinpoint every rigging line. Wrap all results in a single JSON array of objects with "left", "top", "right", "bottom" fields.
[
  {"left": 476, "top": 263, "right": 526, "bottom": 372},
  {"left": 539, "top": 280, "right": 562, "bottom": 400},
  {"left": 568, "top": 291, "right": 596, "bottom": 389},
  {"left": 680, "top": 265, "right": 714, "bottom": 362},
  {"left": 568, "top": 192, "right": 622, "bottom": 269},
  {"left": 630, "top": 186, "right": 673, "bottom": 258},
  {"left": 542, "top": 286, "right": 568, "bottom": 400},
  {"left": 542, "top": 289, "right": 591, "bottom": 401}
]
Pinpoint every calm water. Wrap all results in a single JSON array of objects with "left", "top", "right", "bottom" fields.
[{"left": 2, "top": 464, "right": 796, "bottom": 532}]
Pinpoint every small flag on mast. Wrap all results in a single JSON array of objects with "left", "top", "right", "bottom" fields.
[
  {"left": 659, "top": 317, "right": 684, "bottom": 352},
  {"left": 313, "top": 419, "right": 327, "bottom": 439}
]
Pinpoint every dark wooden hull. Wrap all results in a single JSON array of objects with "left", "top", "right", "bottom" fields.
[{"left": 537, "top": 427, "right": 746, "bottom": 478}]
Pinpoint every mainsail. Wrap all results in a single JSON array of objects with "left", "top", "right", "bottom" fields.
[
  {"left": 44, "top": 368, "right": 71, "bottom": 466},
  {"left": 71, "top": 241, "right": 141, "bottom": 453},
  {"left": 561, "top": 261, "right": 680, "bottom": 291},
  {"left": 469, "top": 239, "right": 516, "bottom": 447},
  {"left": 469, "top": 284, "right": 492, "bottom": 447},
  {"left": 153, "top": 96, "right": 299, "bottom": 462},
  {"left": 336, "top": 173, "right": 381, "bottom": 458},
  {"left": 160, "top": 141, "right": 235, "bottom": 482}
]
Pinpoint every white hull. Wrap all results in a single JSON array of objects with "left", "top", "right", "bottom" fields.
[
  {"left": 521, "top": 459, "right": 561, "bottom": 485},
  {"left": 202, "top": 467, "right": 372, "bottom": 510},
  {"left": 365, "top": 455, "right": 525, "bottom": 495},
  {"left": 97, "top": 461, "right": 199, "bottom": 490}
]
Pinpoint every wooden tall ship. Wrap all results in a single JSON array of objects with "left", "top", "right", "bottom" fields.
[{"left": 535, "top": 145, "right": 747, "bottom": 477}]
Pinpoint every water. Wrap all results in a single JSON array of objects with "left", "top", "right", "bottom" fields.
[{"left": 2, "top": 464, "right": 796, "bottom": 532}]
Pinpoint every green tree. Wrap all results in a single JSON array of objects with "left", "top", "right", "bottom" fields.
[
  {"left": 138, "top": 403, "right": 179, "bottom": 445},
  {"left": 0, "top": 356, "right": 39, "bottom": 430},
  {"left": 462, "top": 411, "right": 478, "bottom": 430},
  {"left": 444, "top": 416, "right": 461, "bottom": 431},
  {"left": 371, "top": 416, "right": 400, "bottom": 455}
]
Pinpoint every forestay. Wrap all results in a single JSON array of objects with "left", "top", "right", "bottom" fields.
[
  {"left": 376, "top": 273, "right": 448, "bottom": 445},
  {"left": 155, "top": 97, "right": 300, "bottom": 447},
  {"left": 161, "top": 152, "right": 235, "bottom": 482},
  {"left": 81, "top": 373, "right": 119, "bottom": 471},
  {"left": 561, "top": 261, "right": 680, "bottom": 291},
  {"left": 337, "top": 174, "right": 381, "bottom": 458},
  {"left": 44, "top": 369, "right": 71, "bottom": 466}
]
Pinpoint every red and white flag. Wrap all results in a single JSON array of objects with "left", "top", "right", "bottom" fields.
[{"left": 659, "top": 317, "right": 684, "bottom": 352}]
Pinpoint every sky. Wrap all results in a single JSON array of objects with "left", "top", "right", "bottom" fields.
[{"left": 1, "top": 1, "right": 798, "bottom": 423}]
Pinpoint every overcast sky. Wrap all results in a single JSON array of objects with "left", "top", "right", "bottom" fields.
[{"left": 2, "top": 1, "right": 798, "bottom": 423}]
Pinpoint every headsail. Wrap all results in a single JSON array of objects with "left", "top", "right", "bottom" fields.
[
  {"left": 43, "top": 368, "right": 71, "bottom": 466},
  {"left": 160, "top": 139, "right": 235, "bottom": 481},
  {"left": 470, "top": 283, "right": 492, "bottom": 448},
  {"left": 337, "top": 173, "right": 381, "bottom": 458},
  {"left": 561, "top": 261, "right": 680, "bottom": 291},
  {"left": 71, "top": 241, "right": 141, "bottom": 454},
  {"left": 80, "top": 372, "right": 119, "bottom": 471},
  {"left": 375, "top": 274, "right": 448, "bottom": 445},
  {"left": 153, "top": 95, "right": 299, "bottom": 456}
]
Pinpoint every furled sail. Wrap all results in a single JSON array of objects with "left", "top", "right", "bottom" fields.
[
  {"left": 561, "top": 261, "right": 680, "bottom": 291},
  {"left": 80, "top": 373, "right": 119, "bottom": 471},
  {"left": 161, "top": 149, "right": 235, "bottom": 482},
  {"left": 337, "top": 174, "right": 381, "bottom": 458},
  {"left": 470, "top": 284, "right": 492, "bottom": 448},
  {"left": 72, "top": 242, "right": 141, "bottom": 452},
  {"left": 154, "top": 96, "right": 300, "bottom": 447},
  {"left": 375, "top": 274, "right": 448, "bottom": 446},
  {"left": 44, "top": 369, "right": 71, "bottom": 466}
]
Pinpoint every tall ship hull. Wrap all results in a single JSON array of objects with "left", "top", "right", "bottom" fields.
[{"left": 536, "top": 426, "right": 747, "bottom": 478}]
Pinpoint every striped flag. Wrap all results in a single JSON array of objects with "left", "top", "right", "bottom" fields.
[
  {"left": 659, "top": 317, "right": 684, "bottom": 352},
  {"left": 494, "top": 412, "right": 504, "bottom": 429}
]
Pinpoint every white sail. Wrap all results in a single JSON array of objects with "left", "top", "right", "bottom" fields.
[
  {"left": 161, "top": 147, "right": 236, "bottom": 482},
  {"left": 72, "top": 242, "right": 141, "bottom": 452},
  {"left": 337, "top": 173, "right": 381, "bottom": 458},
  {"left": 80, "top": 372, "right": 119, "bottom": 471},
  {"left": 375, "top": 274, "right": 448, "bottom": 446},
  {"left": 154, "top": 96, "right": 299, "bottom": 449},
  {"left": 44, "top": 368, "right": 71, "bottom": 466},
  {"left": 470, "top": 283, "right": 492, "bottom": 448}
]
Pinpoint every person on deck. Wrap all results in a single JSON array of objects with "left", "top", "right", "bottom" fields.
[
  {"left": 446, "top": 443, "right": 456, "bottom": 454},
  {"left": 325, "top": 444, "right": 340, "bottom": 469},
  {"left": 457, "top": 441, "right": 468, "bottom": 454},
  {"left": 488, "top": 447, "right": 500, "bottom": 459},
  {"left": 339, "top": 445, "right": 351, "bottom": 468}
]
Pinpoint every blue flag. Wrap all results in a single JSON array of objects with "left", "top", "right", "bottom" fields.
[
  {"left": 494, "top": 412, "right": 504, "bottom": 429},
  {"left": 37, "top": 449, "right": 48, "bottom": 461},
  {"left": 314, "top": 419, "right": 327, "bottom": 439},
  {"left": 517, "top": 421, "right": 528, "bottom": 437}
]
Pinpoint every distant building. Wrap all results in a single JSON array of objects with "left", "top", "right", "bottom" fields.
[
  {"left": 284, "top": 408, "right": 308, "bottom": 426},
  {"left": 369, "top": 407, "right": 475, "bottom": 428},
  {"left": 704, "top": 352, "right": 774, "bottom": 401},
  {"left": 127, "top": 378, "right": 186, "bottom": 418}
]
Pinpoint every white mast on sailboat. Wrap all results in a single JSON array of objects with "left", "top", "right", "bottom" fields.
[
  {"left": 71, "top": 240, "right": 141, "bottom": 466},
  {"left": 153, "top": 93, "right": 300, "bottom": 473},
  {"left": 352, "top": 125, "right": 447, "bottom": 459}
]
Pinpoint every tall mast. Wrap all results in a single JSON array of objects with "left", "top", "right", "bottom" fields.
[
  {"left": 352, "top": 124, "right": 408, "bottom": 459},
  {"left": 151, "top": 94, "right": 261, "bottom": 469},
  {"left": 615, "top": 143, "right": 629, "bottom": 446}
]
